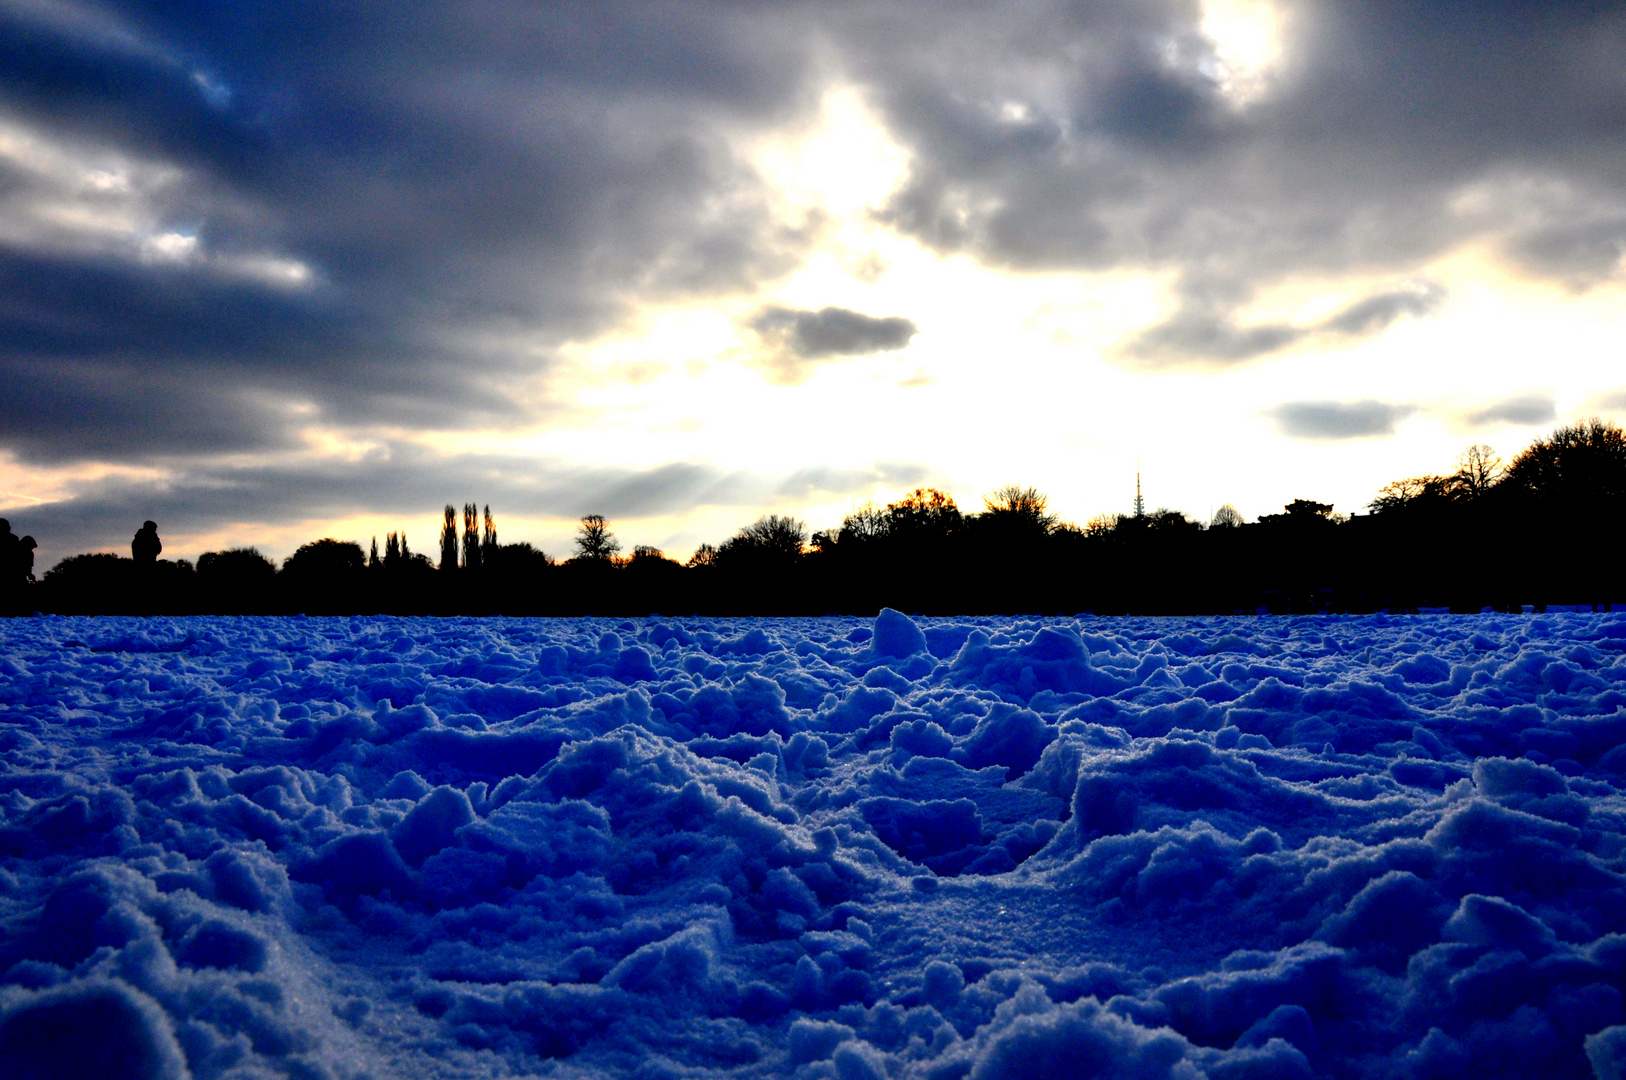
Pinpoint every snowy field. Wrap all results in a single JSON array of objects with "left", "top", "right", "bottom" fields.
[{"left": 3, "top": 611, "right": 1626, "bottom": 1080}]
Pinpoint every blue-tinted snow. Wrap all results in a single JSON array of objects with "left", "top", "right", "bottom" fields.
[{"left": 2, "top": 610, "right": 1626, "bottom": 1079}]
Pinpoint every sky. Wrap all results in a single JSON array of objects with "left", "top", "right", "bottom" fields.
[{"left": 2, "top": 0, "right": 1624, "bottom": 567}]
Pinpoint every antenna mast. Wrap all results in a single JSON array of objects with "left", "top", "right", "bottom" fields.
[{"left": 1134, "top": 463, "right": 1145, "bottom": 518}]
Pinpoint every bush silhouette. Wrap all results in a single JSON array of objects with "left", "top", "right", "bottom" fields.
[
  {"left": 282, "top": 539, "right": 365, "bottom": 613},
  {"left": 197, "top": 548, "right": 277, "bottom": 613}
]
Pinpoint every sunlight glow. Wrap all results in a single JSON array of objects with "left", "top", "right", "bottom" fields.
[
  {"left": 485, "top": 74, "right": 1626, "bottom": 561},
  {"left": 1198, "top": 0, "right": 1287, "bottom": 106},
  {"left": 747, "top": 86, "right": 913, "bottom": 221}
]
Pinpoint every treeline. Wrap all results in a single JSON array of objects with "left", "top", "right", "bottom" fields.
[{"left": 16, "top": 419, "right": 1626, "bottom": 616}]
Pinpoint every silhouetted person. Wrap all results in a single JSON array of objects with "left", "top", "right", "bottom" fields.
[
  {"left": 132, "top": 520, "right": 162, "bottom": 565},
  {"left": 18, "top": 536, "right": 36, "bottom": 584}
]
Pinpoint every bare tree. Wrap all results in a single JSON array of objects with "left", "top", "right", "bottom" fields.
[
  {"left": 737, "top": 514, "right": 807, "bottom": 558},
  {"left": 839, "top": 501, "right": 888, "bottom": 543},
  {"left": 1084, "top": 513, "right": 1117, "bottom": 538},
  {"left": 574, "top": 514, "right": 621, "bottom": 560},
  {"left": 482, "top": 505, "right": 497, "bottom": 551},
  {"left": 686, "top": 543, "right": 717, "bottom": 568},
  {"left": 1454, "top": 444, "right": 1503, "bottom": 498},
  {"left": 1211, "top": 503, "right": 1245, "bottom": 529},
  {"left": 983, "top": 484, "right": 1058, "bottom": 530},
  {"left": 1368, "top": 476, "right": 1447, "bottom": 514},
  {"left": 887, "top": 487, "right": 962, "bottom": 538}
]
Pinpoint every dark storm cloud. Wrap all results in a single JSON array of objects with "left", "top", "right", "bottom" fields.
[
  {"left": 1465, "top": 394, "right": 1558, "bottom": 427},
  {"left": 750, "top": 305, "right": 918, "bottom": 358},
  {"left": 1271, "top": 400, "right": 1415, "bottom": 440},
  {"left": 0, "top": 0, "right": 819, "bottom": 462}
]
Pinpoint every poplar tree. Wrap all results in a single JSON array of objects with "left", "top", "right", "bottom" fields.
[
  {"left": 440, "top": 506, "right": 458, "bottom": 571},
  {"left": 462, "top": 503, "right": 481, "bottom": 571}
]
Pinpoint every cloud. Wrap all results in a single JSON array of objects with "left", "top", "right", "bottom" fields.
[
  {"left": 1590, "top": 389, "right": 1626, "bottom": 414},
  {"left": 774, "top": 462, "right": 931, "bottom": 499},
  {"left": 1125, "top": 281, "right": 1445, "bottom": 367},
  {"left": 1124, "top": 311, "right": 1305, "bottom": 366},
  {"left": 749, "top": 304, "right": 918, "bottom": 377},
  {"left": 1319, "top": 282, "right": 1446, "bottom": 338},
  {"left": 1464, "top": 394, "right": 1556, "bottom": 428},
  {"left": 843, "top": 1, "right": 1623, "bottom": 351},
  {"left": 1271, "top": 400, "right": 1415, "bottom": 440},
  {"left": 0, "top": 0, "right": 820, "bottom": 463},
  {"left": 2, "top": 0, "right": 1624, "bottom": 477},
  {"left": 1506, "top": 211, "right": 1626, "bottom": 289}
]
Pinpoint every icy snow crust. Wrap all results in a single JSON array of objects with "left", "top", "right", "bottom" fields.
[{"left": 3, "top": 612, "right": 1626, "bottom": 1079}]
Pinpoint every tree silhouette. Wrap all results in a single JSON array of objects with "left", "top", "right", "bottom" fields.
[
  {"left": 282, "top": 539, "right": 366, "bottom": 614},
  {"left": 197, "top": 547, "right": 277, "bottom": 612},
  {"left": 715, "top": 515, "right": 808, "bottom": 611},
  {"left": 440, "top": 506, "right": 458, "bottom": 571},
  {"left": 625, "top": 544, "right": 683, "bottom": 598},
  {"left": 1368, "top": 475, "right": 1455, "bottom": 514},
  {"left": 1261, "top": 499, "right": 1336, "bottom": 524},
  {"left": 462, "top": 503, "right": 481, "bottom": 571},
  {"left": 839, "top": 502, "right": 888, "bottom": 543},
  {"left": 716, "top": 515, "right": 806, "bottom": 580},
  {"left": 574, "top": 514, "right": 621, "bottom": 560},
  {"left": 983, "top": 484, "right": 1056, "bottom": 528},
  {"left": 1502, "top": 418, "right": 1626, "bottom": 509},
  {"left": 887, "top": 487, "right": 962, "bottom": 542},
  {"left": 974, "top": 485, "right": 1056, "bottom": 557},
  {"left": 729, "top": 515, "right": 807, "bottom": 559},
  {"left": 1454, "top": 444, "right": 1503, "bottom": 498},
  {"left": 283, "top": 539, "right": 365, "bottom": 578}
]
